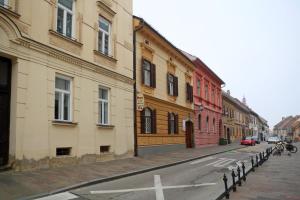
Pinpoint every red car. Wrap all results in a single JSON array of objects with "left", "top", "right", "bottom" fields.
[{"left": 241, "top": 137, "right": 256, "bottom": 146}]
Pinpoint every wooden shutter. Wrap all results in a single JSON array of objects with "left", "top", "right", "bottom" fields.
[
  {"left": 141, "top": 59, "right": 145, "bottom": 84},
  {"left": 175, "top": 114, "right": 179, "bottom": 134},
  {"left": 168, "top": 112, "right": 171, "bottom": 134},
  {"left": 140, "top": 109, "right": 145, "bottom": 134},
  {"left": 174, "top": 76, "right": 178, "bottom": 96},
  {"left": 152, "top": 109, "right": 157, "bottom": 134},
  {"left": 189, "top": 85, "right": 193, "bottom": 102},
  {"left": 167, "top": 73, "right": 170, "bottom": 95},
  {"left": 151, "top": 64, "right": 156, "bottom": 88},
  {"left": 186, "top": 83, "right": 190, "bottom": 101}
]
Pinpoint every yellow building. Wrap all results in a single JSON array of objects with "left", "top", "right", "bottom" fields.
[
  {"left": 133, "top": 16, "right": 195, "bottom": 155},
  {"left": 0, "top": 0, "right": 134, "bottom": 171}
]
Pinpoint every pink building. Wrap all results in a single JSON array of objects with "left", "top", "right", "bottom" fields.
[{"left": 183, "top": 52, "right": 225, "bottom": 147}]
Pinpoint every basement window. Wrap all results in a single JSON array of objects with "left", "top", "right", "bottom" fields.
[
  {"left": 56, "top": 147, "right": 71, "bottom": 156},
  {"left": 100, "top": 145, "right": 110, "bottom": 153}
]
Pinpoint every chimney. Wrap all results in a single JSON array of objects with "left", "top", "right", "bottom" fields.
[
  {"left": 242, "top": 96, "right": 247, "bottom": 105},
  {"left": 227, "top": 90, "right": 230, "bottom": 95}
]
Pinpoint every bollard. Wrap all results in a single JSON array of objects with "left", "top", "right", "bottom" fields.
[
  {"left": 231, "top": 170, "right": 237, "bottom": 192},
  {"left": 242, "top": 162, "right": 246, "bottom": 181},
  {"left": 251, "top": 156, "right": 255, "bottom": 172},
  {"left": 223, "top": 174, "right": 230, "bottom": 199},
  {"left": 259, "top": 152, "right": 262, "bottom": 165},
  {"left": 237, "top": 165, "right": 242, "bottom": 186},
  {"left": 262, "top": 152, "right": 265, "bottom": 161},
  {"left": 256, "top": 154, "right": 259, "bottom": 167}
]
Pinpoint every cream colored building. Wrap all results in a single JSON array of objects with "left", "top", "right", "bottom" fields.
[{"left": 0, "top": 0, "right": 134, "bottom": 171}]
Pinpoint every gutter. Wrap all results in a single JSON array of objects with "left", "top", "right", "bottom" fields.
[{"left": 133, "top": 18, "right": 145, "bottom": 157}]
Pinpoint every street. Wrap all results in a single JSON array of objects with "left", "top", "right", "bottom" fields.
[{"left": 37, "top": 143, "right": 271, "bottom": 200}]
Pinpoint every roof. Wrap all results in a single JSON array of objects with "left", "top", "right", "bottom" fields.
[
  {"left": 274, "top": 116, "right": 300, "bottom": 130},
  {"left": 182, "top": 50, "right": 225, "bottom": 85},
  {"left": 222, "top": 90, "right": 250, "bottom": 113},
  {"left": 133, "top": 16, "right": 195, "bottom": 68}
]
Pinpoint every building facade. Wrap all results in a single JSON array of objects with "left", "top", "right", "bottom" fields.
[
  {"left": 183, "top": 53, "right": 224, "bottom": 147},
  {"left": 274, "top": 116, "right": 300, "bottom": 140},
  {"left": 133, "top": 16, "right": 195, "bottom": 155},
  {"left": 0, "top": 0, "right": 134, "bottom": 170}
]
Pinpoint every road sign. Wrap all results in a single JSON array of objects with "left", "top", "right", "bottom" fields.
[{"left": 137, "top": 93, "right": 144, "bottom": 111}]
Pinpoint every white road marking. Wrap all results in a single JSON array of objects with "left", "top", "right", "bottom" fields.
[
  {"left": 154, "top": 175, "right": 165, "bottom": 200},
  {"left": 205, "top": 158, "right": 226, "bottom": 166},
  {"left": 214, "top": 159, "right": 236, "bottom": 167},
  {"left": 190, "top": 156, "right": 215, "bottom": 165},
  {"left": 90, "top": 175, "right": 216, "bottom": 199},
  {"left": 34, "top": 192, "right": 78, "bottom": 200}
]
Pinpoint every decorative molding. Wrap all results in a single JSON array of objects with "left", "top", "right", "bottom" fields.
[
  {"left": 52, "top": 120, "right": 78, "bottom": 126},
  {"left": 97, "top": 124, "right": 115, "bottom": 129},
  {"left": 49, "top": 29, "right": 83, "bottom": 47},
  {"left": 97, "top": 0, "right": 116, "bottom": 18},
  {"left": 0, "top": 5, "right": 20, "bottom": 19},
  {"left": 93, "top": 50, "right": 117, "bottom": 63}
]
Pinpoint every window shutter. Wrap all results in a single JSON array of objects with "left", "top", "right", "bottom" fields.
[
  {"left": 186, "top": 83, "right": 190, "bottom": 101},
  {"left": 168, "top": 112, "right": 171, "bottom": 134},
  {"left": 141, "top": 109, "right": 145, "bottom": 134},
  {"left": 190, "top": 85, "right": 193, "bottom": 103},
  {"left": 167, "top": 73, "right": 170, "bottom": 95},
  {"left": 151, "top": 64, "right": 156, "bottom": 88},
  {"left": 175, "top": 114, "right": 179, "bottom": 134},
  {"left": 174, "top": 76, "right": 178, "bottom": 96},
  {"left": 141, "top": 59, "right": 145, "bottom": 84},
  {"left": 152, "top": 109, "right": 157, "bottom": 134}
]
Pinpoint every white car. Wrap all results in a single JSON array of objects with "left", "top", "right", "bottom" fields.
[{"left": 267, "top": 137, "right": 280, "bottom": 144}]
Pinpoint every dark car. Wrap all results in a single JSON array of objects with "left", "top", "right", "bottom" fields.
[{"left": 252, "top": 136, "right": 260, "bottom": 144}]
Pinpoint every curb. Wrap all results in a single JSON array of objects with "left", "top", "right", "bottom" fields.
[{"left": 20, "top": 145, "right": 247, "bottom": 200}]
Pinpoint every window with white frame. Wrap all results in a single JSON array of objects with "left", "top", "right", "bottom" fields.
[
  {"left": 197, "top": 79, "right": 201, "bottom": 96},
  {"left": 98, "top": 16, "right": 111, "bottom": 55},
  {"left": 168, "top": 74, "right": 174, "bottom": 96},
  {"left": 143, "top": 60, "right": 151, "bottom": 86},
  {"left": 99, "top": 87, "right": 109, "bottom": 125},
  {"left": 57, "top": 0, "right": 74, "bottom": 38},
  {"left": 55, "top": 76, "right": 72, "bottom": 121}
]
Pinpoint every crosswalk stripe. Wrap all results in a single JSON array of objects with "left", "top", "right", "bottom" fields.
[
  {"left": 214, "top": 159, "right": 235, "bottom": 167},
  {"left": 190, "top": 156, "right": 215, "bottom": 165},
  {"left": 34, "top": 192, "right": 78, "bottom": 200}
]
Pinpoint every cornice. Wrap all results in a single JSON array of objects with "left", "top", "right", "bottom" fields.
[{"left": 13, "top": 37, "right": 134, "bottom": 85}]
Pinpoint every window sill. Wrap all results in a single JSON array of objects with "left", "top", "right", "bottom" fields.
[
  {"left": 93, "top": 50, "right": 117, "bottom": 63},
  {"left": 52, "top": 120, "right": 78, "bottom": 126},
  {"left": 49, "top": 30, "right": 83, "bottom": 47},
  {"left": 0, "top": 5, "right": 20, "bottom": 18},
  {"left": 97, "top": 124, "right": 115, "bottom": 129}
]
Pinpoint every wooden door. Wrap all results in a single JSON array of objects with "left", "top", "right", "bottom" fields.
[
  {"left": 185, "top": 121, "right": 194, "bottom": 148},
  {"left": 0, "top": 57, "right": 11, "bottom": 166}
]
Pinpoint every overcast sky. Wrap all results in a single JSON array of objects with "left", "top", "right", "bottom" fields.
[{"left": 133, "top": 0, "right": 300, "bottom": 128}]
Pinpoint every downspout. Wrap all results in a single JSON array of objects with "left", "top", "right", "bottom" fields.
[{"left": 133, "top": 18, "right": 144, "bottom": 157}]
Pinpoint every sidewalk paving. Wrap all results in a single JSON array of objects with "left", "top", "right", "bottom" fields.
[
  {"left": 223, "top": 143, "right": 300, "bottom": 200},
  {"left": 0, "top": 142, "right": 244, "bottom": 200}
]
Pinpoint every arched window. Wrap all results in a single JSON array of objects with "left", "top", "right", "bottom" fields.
[
  {"left": 198, "top": 114, "right": 201, "bottom": 130},
  {"left": 206, "top": 116, "right": 209, "bottom": 133},
  {"left": 141, "top": 107, "right": 156, "bottom": 134},
  {"left": 168, "top": 112, "right": 178, "bottom": 134}
]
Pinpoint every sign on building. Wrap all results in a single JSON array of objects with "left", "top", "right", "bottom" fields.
[{"left": 136, "top": 93, "right": 144, "bottom": 111}]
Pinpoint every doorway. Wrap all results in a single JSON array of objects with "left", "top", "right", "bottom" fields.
[
  {"left": 185, "top": 120, "right": 194, "bottom": 148},
  {"left": 0, "top": 57, "right": 11, "bottom": 166},
  {"left": 227, "top": 128, "right": 231, "bottom": 144}
]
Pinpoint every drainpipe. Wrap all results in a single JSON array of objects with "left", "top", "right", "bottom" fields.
[{"left": 133, "top": 18, "right": 144, "bottom": 157}]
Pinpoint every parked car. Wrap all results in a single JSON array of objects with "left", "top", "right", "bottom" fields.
[
  {"left": 252, "top": 136, "right": 260, "bottom": 144},
  {"left": 241, "top": 137, "right": 256, "bottom": 146},
  {"left": 267, "top": 136, "right": 280, "bottom": 144}
]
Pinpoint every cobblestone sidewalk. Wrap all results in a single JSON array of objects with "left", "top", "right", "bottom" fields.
[
  {"left": 225, "top": 143, "right": 300, "bottom": 200},
  {"left": 0, "top": 143, "right": 243, "bottom": 200}
]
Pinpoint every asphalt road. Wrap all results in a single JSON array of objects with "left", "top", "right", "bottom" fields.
[{"left": 37, "top": 143, "right": 272, "bottom": 200}]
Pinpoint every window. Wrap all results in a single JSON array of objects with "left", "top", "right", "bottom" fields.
[
  {"left": 55, "top": 76, "right": 71, "bottom": 121},
  {"left": 167, "top": 73, "right": 178, "bottom": 96},
  {"left": 168, "top": 113, "right": 178, "bottom": 134},
  {"left": 0, "top": 0, "right": 8, "bottom": 7},
  {"left": 186, "top": 83, "right": 193, "bottom": 103},
  {"left": 98, "top": 17, "right": 111, "bottom": 55},
  {"left": 198, "top": 114, "right": 201, "bottom": 130},
  {"left": 141, "top": 108, "right": 156, "bottom": 134},
  {"left": 142, "top": 59, "right": 156, "bottom": 87},
  {"left": 57, "top": 0, "right": 74, "bottom": 38},
  {"left": 197, "top": 79, "right": 201, "bottom": 96},
  {"left": 213, "top": 118, "right": 215, "bottom": 133},
  {"left": 100, "top": 145, "right": 110, "bottom": 153},
  {"left": 56, "top": 147, "right": 71, "bottom": 156},
  {"left": 99, "top": 87, "right": 109, "bottom": 125},
  {"left": 206, "top": 116, "right": 209, "bottom": 132},
  {"left": 212, "top": 89, "right": 215, "bottom": 104},
  {"left": 205, "top": 84, "right": 209, "bottom": 100}
]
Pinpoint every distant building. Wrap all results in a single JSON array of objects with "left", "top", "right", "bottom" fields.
[{"left": 274, "top": 116, "right": 300, "bottom": 140}]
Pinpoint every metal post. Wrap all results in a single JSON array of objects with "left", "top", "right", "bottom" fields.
[
  {"left": 231, "top": 170, "right": 237, "bottom": 192},
  {"left": 242, "top": 162, "right": 246, "bottom": 181},
  {"left": 256, "top": 154, "right": 259, "bottom": 167},
  {"left": 262, "top": 152, "right": 265, "bottom": 161},
  {"left": 251, "top": 156, "right": 255, "bottom": 172},
  {"left": 259, "top": 152, "right": 262, "bottom": 165},
  {"left": 237, "top": 166, "right": 242, "bottom": 186},
  {"left": 223, "top": 174, "right": 230, "bottom": 199}
]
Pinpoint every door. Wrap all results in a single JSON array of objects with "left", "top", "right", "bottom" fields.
[
  {"left": 0, "top": 57, "right": 11, "bottom": 166},
  {"left": 227, "top": 128, "right": 231, "bottom": 144},
  {"left": 185, "top": 121, "right": 194, "bottom": 148}
]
